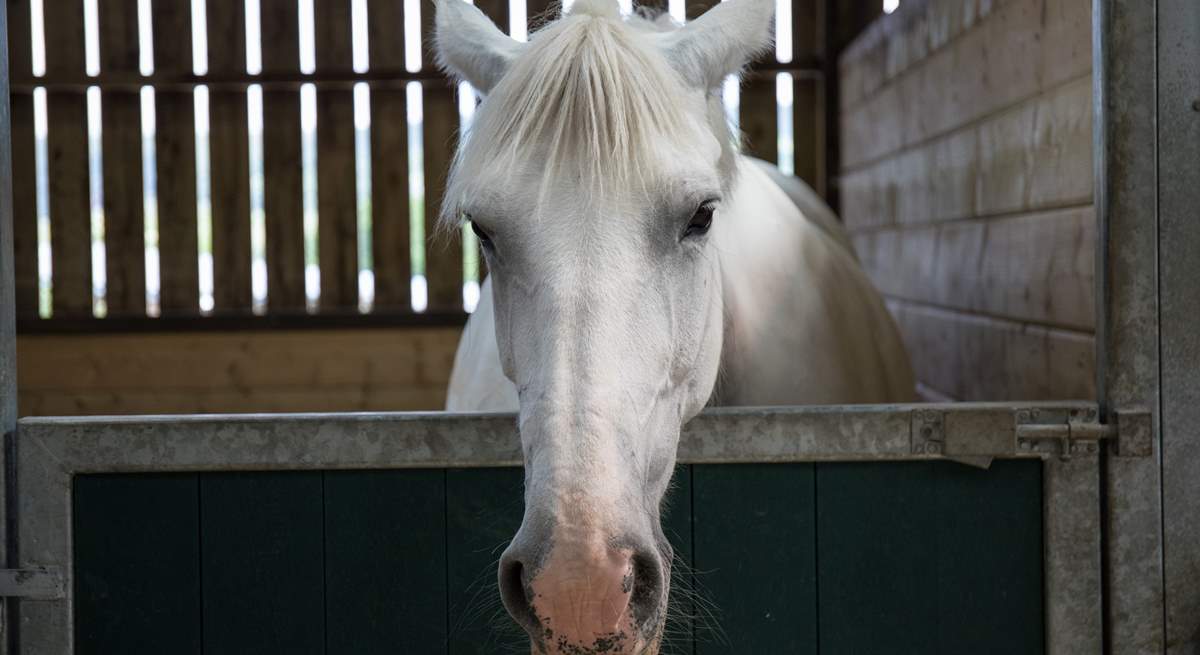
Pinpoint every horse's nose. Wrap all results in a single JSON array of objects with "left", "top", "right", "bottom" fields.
[{"left": 499, "top": 536, "right": 663, "bottom": 652}]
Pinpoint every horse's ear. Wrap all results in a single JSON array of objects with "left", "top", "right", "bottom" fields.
[
  {"left": 435, "top": 0, "right": 525, "bottom": 93},
  {"left": 661, "top": 0, "right": 775, "bottom": 90}
]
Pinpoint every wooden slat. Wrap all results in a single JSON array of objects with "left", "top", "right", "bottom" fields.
[
  {"left": 201, "top": 472, "right": 324, "bottom": 654},
  {"left": 260, "top": 0, "right": 306, "bottom": 311},
  {"left": 474, "top": 0, "right": 511, "bottom": 34},
  {"left": 422, "top": 82, "right": 461, "bottom": 312},
  {"left": 367, "top": 0, "right": 411, "bottom": 310},
  {"left": 741, "top": 75, "right": 778, "bottom": 165},
  {"left": 660, "top": 465, "right": 694, "bottom": 655},
  {"left": 43, "top": 2, "right": 92, "bottom": 316},
  {"left": 74, "top": 474, "right": 202, "bottom": 655},
  {"left": 153, "top": 1, "right": 199, "bottom": 314},
  {"left": 792, "top": 77, "right": 823, "bottom": 193},
  {"left": 99, "top": 90, "right": 146, "bottom": 315},
  {"left": 326, "top": 470, "right": 448, "bottom": 653},
  {"left": 8, "top": 0, "right": 32, "bottom": 82},
  {"left": 11, "top": 93, "right": 38, "bottom": 317},
  {"left": 692, "top": 464, "right": 817, "bottom": 653},
  {"left": 887, "top": 299, "right": 1096, "bottom": 402},
  {"left": 853, "top": 206, "right": 1096, "bottom": 331},
  {"left": 446, "top": 467, "right": 526, "bottom": 655},
  {"left": 206, "top": 1, "right": 253, "bottom": 311},
  {"left": 792, "top": 0, "right": 821, "bottom": 64},
  {"left": 315, "top": 0, "right": 359, "bottom": 310},
  {"left": 97, "top": 0, "right": 145, "bottom": 316}
]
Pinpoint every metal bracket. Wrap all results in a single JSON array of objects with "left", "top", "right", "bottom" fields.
[
  {"left": 1016, "top": 407, "right": 1106, "bottom": 460},
  {"left": 0, "top": 568, "right": 65, "bottom": 600}
]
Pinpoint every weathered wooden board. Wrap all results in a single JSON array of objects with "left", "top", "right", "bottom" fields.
[
  {"left": 367, "top": 0, "right": 411, "bottom": 310},
  {"left": 315, "top": 0, "right": 360, "bottom": 311},
  {"left": 741, "top": 75, "right": 778, "bottom": 166},
  {"left": 852, "top": 206, "right": 1096, "bottom": 331},
  {"left": 446, "top": 467, "right": 526, "bottom": 655},
  {"left": 422, "top": 83, "right": 462, "bottom": 312},
  {"left": 11, "top": 94, "right": 37, "bottom": 317},
  {"left": 74, "top": 474, "right": 202, "bottom": 655},
  {"left": 325, "top": 470, "right": 448, "bottom": 653},
  {"left": 153, "top": 2, "right": 199, "bottom": 314},
  {"left": 887, "top": 299, "right": 1096, "bottom": 402},
  {"left": 201, "top": 472, "right": 325, "bottom": 654},
  {"left": 16, "top": 327, "right": 462, "bottom": 415},
  {"left": 206, "top": 1, "right": 253, "bottom": 311},
  {"left": 840, "top": 0, "right": 1091, "bottom": 169},
  {"left": 692, "top": 464, "right": 817, "bottom": 654}
]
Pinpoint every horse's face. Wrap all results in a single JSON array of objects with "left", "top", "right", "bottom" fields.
[{"left": 436, "top": 1, "right": 774, "bottom": 652}]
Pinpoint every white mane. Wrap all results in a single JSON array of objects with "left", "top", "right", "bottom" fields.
[{"left": 439, "top": 0, "right": 738, "bottom": 226}]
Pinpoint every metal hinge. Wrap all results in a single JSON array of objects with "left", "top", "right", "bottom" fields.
[
  {"left": 0, "top": 568, "right": 65, "bottom": 600},
  {"left": 911, "top": 406, "right": 1153, "bottom": 461}
]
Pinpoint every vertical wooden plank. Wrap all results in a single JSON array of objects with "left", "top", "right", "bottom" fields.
[
  {"left": 693, "top": 464, "right": 817, "bottom": 654},
  {"left": 792, "top": 77, "right": 822, "bottom": 191},
  {"left": 98, "top": 0, "right": 146, "bottom": 316},
  {"left": 74, "top": 474, "right": 202, "bottom": 655},
  {"left": 325, "top": 470, "right": 448, "bottom": 653},
  {"left": 474, "top": 0, "right": 510, "bottom": 34},
  {"left": 934, "top": 460, "right": 1043, "bottom": 653},
  {"left": 422, "top": 82, "right": 461, "bottom": 312},
  {"left": 314, "top": 0, "right": 359, "bottom": 310},
  {"left": 201, "top": 472, "right": 324, "bottom": 655},
  {"left": 153, "top": 1, "right": 199, "bottom": 314},
  {"left": 260, "top": 0, "right": 305, "bottom": 311},
  {"left": 207, "top": 0, "right": 253, "bottom": 311},
  {"left": 660, "top": 465, "right": 694, "bottom": 655},
  {"left": 8, "top": 0, "right": 31, "bottom": 83},
  {"left": 446, "top": 467, "right": 526, "bottom": 655},
  {"left": 367, "top": 0, "right": 410, "bottom": 311},
  {"left": 43, "top": 1, "right": 92, "bottom": 316},
  {"left": 11, "top": 92, "right": 37, "bottom": 317},
  {"left": 1, "top": 1, "right": 18, "bottom": 626},
  {"left": 817, "top": 462, "right": 938, "bottom": 653},
  {"left": 741, "top": 75, "right": 778, "bottom": 166}
]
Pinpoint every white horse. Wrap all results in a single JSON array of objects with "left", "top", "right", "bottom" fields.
[{"left": 436, "top": 0, "right": 914, "bottom": 652}]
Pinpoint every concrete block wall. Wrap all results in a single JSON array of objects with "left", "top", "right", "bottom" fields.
[{"left": 838, "top": 0, "right": 1095, "bottom": 401}]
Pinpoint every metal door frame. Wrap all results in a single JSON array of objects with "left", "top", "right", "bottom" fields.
[{"left": 9, "top": 403, "right": 1103, "bottom": 654}]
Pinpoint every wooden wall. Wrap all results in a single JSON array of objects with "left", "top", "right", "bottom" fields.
[
  {"left": 838, "top": 0, "right": 1094, "bottom": 401},
  {"left": 17, "top": 328, "right": 462, "bottom": 415}
]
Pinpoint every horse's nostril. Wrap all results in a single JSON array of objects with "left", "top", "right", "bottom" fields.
[
  {"left": 498, "top": 557, "right": 539, "bottom": 634},
  {"left": 628, "top": 551, "right": 665, "bottom": 629}
]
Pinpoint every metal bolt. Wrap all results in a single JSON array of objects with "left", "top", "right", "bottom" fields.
[
  {"left": 927, "top": 443, "right": 942, "bottom": 454},
  {"left": 922, "top": 426, "right": 933, "bottom": 438},
  {"left": 1017, "top": 410, "right": 1031, "bottom": 422},
  {"left": 1020, "top": 440, "right": 1032, "bottom": 451}
]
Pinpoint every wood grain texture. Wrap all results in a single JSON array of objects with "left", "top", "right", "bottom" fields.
[
  {"left": 368, "top": 88, "right": 411, "bottom": 310},
  {"left": 206, "top": 1, "right": 253, "bottom": 311},
  {"left": 16, "top": 327, "right": 462, "bottom": 415},
  {"left": 325, "top": 470, "right": 448, "bottom": 653},
  {"left": 100, "top": 90, "right": 146, "bottom": 315},
  {"left": 11, "top": 94, "right": 38, "bottom": 317},
  {"left": 262, "top": 89, "right": 306, "bottom": 311},
  {"left": 840, "top": 0, "right": 1091, "bottom": 169},
  {"left": 853, "top": 206, "right": 1096, "bottom": 331},
  {"left": 74, "top": 474, "right": 202, "bottom": 655},
  {"left": 201, "top": 472, "right": 325, "bottom": 655},
  {"left": 366, "top": 0, "right": 405, "bottom": 69},
  {"left": 46, "top": 95, "right": 92, "bottom": 316},
  {"left": 152, "top": 1, "right": 199, "bottom": 314},
  {"left": 8, "top": 0, "right": 32, "bottom": 82},
  {"left": 422, "top": 82, "right": 461, "bottom": 312},
  {"left": 314, "top": 0, "right": 359, "bottom": 310},
  {"left": 42, "top": 0, "right": 91, "bottom": 316},
  {"left": 887, "top": 299, "right": 1096, "bottom": 401}
]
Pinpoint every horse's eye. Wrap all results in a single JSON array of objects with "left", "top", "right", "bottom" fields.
[
  {"left": 683, "top": 202, "right": 716, "bottom": 239},
  {"left": 470, "top": 220, "right": 494, "bottom": 249}
]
